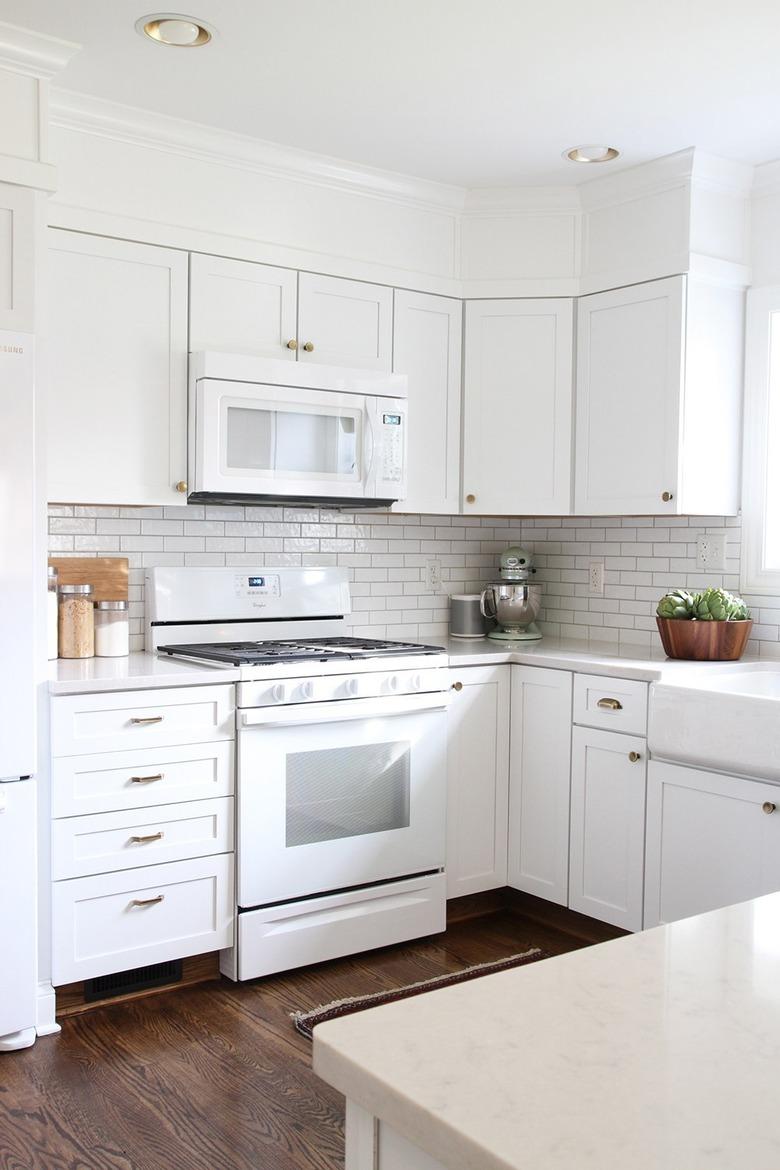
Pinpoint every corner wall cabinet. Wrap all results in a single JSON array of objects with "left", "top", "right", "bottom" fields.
[
  {"left": 462, "top": 298, "right": 574, "bottom": 516},
  {"left": 575, "top": 275, "right": 744, "bottom": 515},
  {"left": 47, "top": 230, "right": 189, "bottom": 506},
  {"left": 445, "top": 665, "right": 509, "bottom": 898},
  {"left": 644, "top": 760, "right": 780, "bottom": 928},
  {"left": 392, "top": 290, "right": 462, "bottom": 514}
]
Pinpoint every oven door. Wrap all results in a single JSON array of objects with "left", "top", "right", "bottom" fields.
[
  {"left": 193, "top": 377, "right": 374, "bottom": 500},
  {"left": 237, "top": 693, "right": 447, "bottom": 907}
]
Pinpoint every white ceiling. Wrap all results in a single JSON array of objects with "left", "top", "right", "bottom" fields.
[{"left": 3, "top": 0, "right": 780, "bottom": 188}]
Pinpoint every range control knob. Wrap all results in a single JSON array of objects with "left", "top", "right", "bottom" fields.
[
  {"left": 409, "top": 673, "right": 423, "bottom": 691},
  {"left": 345, "top": 677, "right": 360, "bottom": 697},
  {"left": 299, "top": 680, "right": 315, "bottom": 700},
  {"left": 387, "top": 675, "right": 400, "bottom": 693},
  {"left": 271, "top": 683, "right": 287, "bottom": 704}
]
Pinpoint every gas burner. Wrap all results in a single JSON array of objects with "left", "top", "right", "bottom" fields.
[{"left": 157, "top": 636, "right": 445, "bottom": 667}]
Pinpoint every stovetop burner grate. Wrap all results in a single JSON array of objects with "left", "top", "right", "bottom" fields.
[{"left": 157, "top": 636, "right": 445, "bottom": 666}]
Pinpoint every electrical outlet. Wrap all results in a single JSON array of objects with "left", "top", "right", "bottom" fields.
[
  {"left": 424, "top": 557, "right": 442, "bottom": 592},
  {"left": 696, "top": 533, "right": 726, "bottom": 572},
  {"left": 588, "top": 560, "right": 605, "bottom": 597}
]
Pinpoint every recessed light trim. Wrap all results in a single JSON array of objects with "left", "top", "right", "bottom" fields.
[
  {"left": 136, "top": 13, "right": 215, "bottom": 46},
  {"left": 564, "top": 144, "right": 621, "bottom": 164}
]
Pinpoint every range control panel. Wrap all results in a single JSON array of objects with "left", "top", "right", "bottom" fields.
[{"left": 233, "top": 573, "right": 281, "bottom": 600}]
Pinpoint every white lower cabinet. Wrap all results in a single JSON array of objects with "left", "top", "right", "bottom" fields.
[
  {"left": 644, "top": 761, "right": 780, "bottom": 928},
  {"left": 569, "top": 726, "right": 647, "bottom": 931},
  {"left": 445, "top": 666, "right": 509, "bottom": 898},
  {"left": 508, "top": 666, "right": 572, "bottom": 906}
]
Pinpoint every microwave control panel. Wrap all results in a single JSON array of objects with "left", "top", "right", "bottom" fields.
[{"left": 381, "top": 411, "right": 404, "bottom": 484}]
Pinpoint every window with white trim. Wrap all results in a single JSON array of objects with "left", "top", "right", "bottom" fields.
[{"left": 742, "top": 285, "right": 780, "bottom": 594}]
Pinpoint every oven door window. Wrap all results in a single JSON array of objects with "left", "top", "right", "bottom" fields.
[{"left": 286, "top": 741, "right": 410, "bottom": 847}]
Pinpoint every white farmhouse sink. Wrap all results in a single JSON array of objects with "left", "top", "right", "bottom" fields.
[{"left": 649, "top": 662, "right": 780, "bottom": 780}]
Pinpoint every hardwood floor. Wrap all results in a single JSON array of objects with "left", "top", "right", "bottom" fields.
[{"left": 0, "top": 908, "right": 617, "bottom": 1170}]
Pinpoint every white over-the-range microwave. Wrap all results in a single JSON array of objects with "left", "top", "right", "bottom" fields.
[{"left": 187, "top": 352, "right": 408, "bottom": 507}]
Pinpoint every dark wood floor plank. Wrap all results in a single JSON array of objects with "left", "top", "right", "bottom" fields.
[{"left": 0, "top": 909, "right": 598, "bottom": 1170}]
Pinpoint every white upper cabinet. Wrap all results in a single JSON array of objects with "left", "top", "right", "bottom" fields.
[
  {"left": 47, "top": 231, "right": 189, "bottom": 506},
  {"left": 575, "top": 275, "right": 743, "bottom": 516},
  {"left": 297, "top": 272, "right": 393, "bottom": 370},
  {"left": 189, "top": 254, "right": 298, "bottom": 358},
  {"left": 463, "top": 299, "right": 574, "bottom": 515},
  {"left": 392, "top": 290, "right": 462, "bottom": 514},
  {"left": 0, "top": 181, "right": 35, "bottom": 332}
]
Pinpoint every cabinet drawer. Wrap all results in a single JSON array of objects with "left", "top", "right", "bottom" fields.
[
  {"left": 52, "top": 854, "right": 234, "bottom": 986},
  {"left": 51, "top": 741, "right": 234, "bottom": 818},
  {"left": 52, "top": 797, "right": 234, "bottom": 880},
  {"left": 573, "top": 674, "right": 648, "bottom": 735},
  {"left": 51, "top": 684, "right": 234, "bottom": 757}
]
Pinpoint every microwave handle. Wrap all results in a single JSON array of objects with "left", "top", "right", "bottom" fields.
[{"left": 363, "top": 404, "right": 377, "bottom": 491}]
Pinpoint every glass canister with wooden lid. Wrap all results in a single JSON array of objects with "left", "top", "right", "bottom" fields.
[{"left": 58, "top": 583, "right": 95, "bottom": 658}]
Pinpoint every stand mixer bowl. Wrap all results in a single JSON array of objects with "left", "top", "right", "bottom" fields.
[{"left": 480, "top": 582, "right": 542, "bottom": 632}]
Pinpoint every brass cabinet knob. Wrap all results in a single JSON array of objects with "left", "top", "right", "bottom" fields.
[
  {"left": 303, "top": 341, "right": 315, "bottom": 352},
  {"left": 628, "top": 751, "right": 641, "bottom": 763},
  {"left": 175, "top": 481, "right": 188, "bottom": 493},
  {"left": 763, "top": 801, "right": 776, "bottom": 814},
  {"left": 597, "top": 698, "right": 623, "bottom": 711},
  {"left": 451, "top": 681, "right": 463, "bottom": 691},
  {"left": 661, "top": 491, "right": 674, "bottom": 502},
  {"left": 466, "top": 494, "right": 476, "bottom": 504},
  {"left": 286, "top": 339, "right": 298, "bottom": 350}
]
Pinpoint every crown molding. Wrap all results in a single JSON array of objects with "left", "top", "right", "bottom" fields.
[
  {"left": 462, "top": 186, "right": 580, "bottom": 214},
  {"left": 752, "top": 159, "right": 780, "bottom": 198},
  {"left": 50, "top": 89, "right": 467, "bottom": 215},
  {"left": 578, "top": 148, "right": 696, "bottom": 211},
  {"left": 0, "top": 20, "right": 79, "bottom": 80}
]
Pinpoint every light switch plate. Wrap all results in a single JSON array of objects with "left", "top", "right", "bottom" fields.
[{"left": 696, "top": 533, "right": 727, "bottom": 572}]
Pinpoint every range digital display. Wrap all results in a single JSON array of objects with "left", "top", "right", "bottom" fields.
[{"left": 247, "top": 576, "right": 266, "bottom": 587}]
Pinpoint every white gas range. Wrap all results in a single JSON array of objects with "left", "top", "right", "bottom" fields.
[{"left": 146, "top": 566, "right": 449, "bottom": 981}]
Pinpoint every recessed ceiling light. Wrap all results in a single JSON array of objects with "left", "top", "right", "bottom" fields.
[
  {"left": 564, "top": 144, "right": 621, "bottom": 164},
  {"left": 135, "top": 13, "right": 215, "bottom": 46}
]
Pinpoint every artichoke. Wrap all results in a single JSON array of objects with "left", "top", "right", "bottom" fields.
[
  {"left": 691, "top": 587, "right": 750, "bottom": 622},
  {"left": 656, "top": 589, "right": 696, "bottom": 619}
]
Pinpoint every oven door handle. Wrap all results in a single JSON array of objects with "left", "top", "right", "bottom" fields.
[{"left": 240, "top": 693, "right": 448, "bottom": 728}]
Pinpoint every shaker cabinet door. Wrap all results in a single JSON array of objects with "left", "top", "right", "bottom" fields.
[
  {"left": 189, "top": 253, "right": 298, "bottom": 359},
  {"left": 47, "top": 230, "right": 188, "bottom": 506},
  {"left": 463, "top": 298, "right": 574, "bottom": 515},
  {"left": 392, "top": 289, "right": 462, "bottom": 514},
  {"left": 297, "top": 272, "right": 393, "bottom": 370}
]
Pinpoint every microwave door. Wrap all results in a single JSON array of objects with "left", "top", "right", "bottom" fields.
[{"left": 194, "top": 379, "right": 370, "bottom": 500}]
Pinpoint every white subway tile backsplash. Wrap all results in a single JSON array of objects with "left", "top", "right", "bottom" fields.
[{"left": 49, "top": 505, "right": 762, "bottom": 656}]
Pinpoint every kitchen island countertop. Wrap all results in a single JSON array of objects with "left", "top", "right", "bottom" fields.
[{"left": 314, "top": 891, "right": 780, "bottom": 1170}]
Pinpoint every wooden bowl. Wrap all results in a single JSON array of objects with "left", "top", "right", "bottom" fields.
[{"left": 656, "top": 617, "right": 753, "bottom": 661}]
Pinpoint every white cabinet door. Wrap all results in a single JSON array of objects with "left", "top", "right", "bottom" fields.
[
  {"left": 575, "top": 276, "right": 684, "bottom": 515},
  {"left": 445, "top": 666, "right": 509, "bottom": 898},
  {"left": 508, "top": 666, "right": 573, "bottom": 906},
  {"left": 47, "top": 231, "right": 188, "bottom": 506},
  {"left": 645, "top": 761, "right": 780, "bottom": 928},
  {"left": 569, "top": 726, "right": 646, "bottom": 931},
  {"left": 463, "top": 299, "right": 574, "bottom": 515},
  {"left": 392, "top": 290, "right": 462, "bottom": 514},
  {"left": 189, "top": 253, "right": 298, "bottom": 359},
  {"left": 297, "top": 272, "right": 393, "bottom": 370},
  {"left": 0, "top": 181, "right": 35, "bottom": 332}
]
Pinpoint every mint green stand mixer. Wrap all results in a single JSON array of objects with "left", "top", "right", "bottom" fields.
[{"left": 479, "top": 546, "right": 543, "bottom": 642}]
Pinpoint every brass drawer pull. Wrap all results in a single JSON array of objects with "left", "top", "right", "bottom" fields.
[
  {"left": 597, "top": 698, "right": 623, "bottom": 711},
  {"left": 131, "top": 715, "right": 164, "bottom": 725},
  {"left": 451, "top": 681, "right": 463, "bottom": 692},
  {"left": 286, "top": 339, "right": 298, "bottom": 350},
  {"left": 763, "top": 802, "right": 776, "bottom": 814},
  {"left": 130, "top": 773, "right": 164, "bottom": 784},
  {"left": 302, "top": 341, "right": 315, "bottom": 353},
  {"left": 130, "top": 895, "right": 164, "bottom": 908},
  {"left": 628, "top": 751, "right": 641, "bottom": 763},
  {"left": 129, "top": 831, "right": 164, "bottom": 845}
]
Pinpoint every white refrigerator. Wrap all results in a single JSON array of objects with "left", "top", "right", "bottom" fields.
[{"left": 0, "top": 331, "right": 38, "bottom": 1051}]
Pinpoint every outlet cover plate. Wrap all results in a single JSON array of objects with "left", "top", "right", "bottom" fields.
[
  {"left": 696, "top": 533, "right": 727, "bottom": 572},
  {"left": 588, "top": 560, "right": 605, "bottom": 596}
]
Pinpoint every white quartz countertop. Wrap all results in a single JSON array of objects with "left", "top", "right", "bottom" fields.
[
  {"left": 48, "top": 652, "right": 240, "bottom": 694},
  {"left": 48, "top": 636, "right": 762, "bottom": 693},
  {"left": 314, "top": 892, "right": 780, "bottom": 1170}
]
